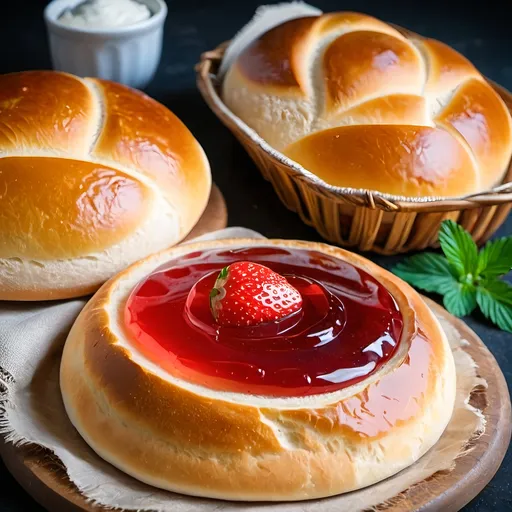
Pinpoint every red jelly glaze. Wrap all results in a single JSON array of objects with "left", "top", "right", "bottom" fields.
[{"left": 125, "top": 247, "right": 404, "bottom": 397}]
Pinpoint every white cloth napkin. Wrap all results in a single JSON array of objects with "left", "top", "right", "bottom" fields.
[
  {"left": 217, "top": 1, "right": 322, "bottom": 77},
  {"left": 0, "top": 227, "right": 264, "bottom": 391}
]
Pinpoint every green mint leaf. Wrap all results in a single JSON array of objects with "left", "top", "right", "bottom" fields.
[
  {"left": 393, "top": 221, "right": 511, "bottom": 333},
  {"left": 438, "top": 220, "right": 478, "bottom": 277},
  {"left": 393, "top": 253, "right": 458, "bottom": 294},
  {"left": 476, "top": 279, "right": 512, "bottom": 333},
  {"left": 476, "top": 237, "right": 512, "bottom": 278},
  {"left": 443, "top": 282, "right": 477, "bottom": 317}
]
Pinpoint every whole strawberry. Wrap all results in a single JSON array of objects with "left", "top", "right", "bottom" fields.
[{"left": 210, "top": 261, "right": 303, "bottom": 327}]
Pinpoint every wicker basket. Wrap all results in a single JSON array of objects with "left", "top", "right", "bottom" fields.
[{"left": 195, "top": 31, "right": 512, "bottom": 255}]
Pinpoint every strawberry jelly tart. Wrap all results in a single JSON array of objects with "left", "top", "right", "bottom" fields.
[{"left": 60, "top": 239, "right": 456, "bottom": 501}]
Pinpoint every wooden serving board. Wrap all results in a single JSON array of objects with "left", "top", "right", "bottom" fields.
[
  {"left": 183, "top": 183, "right": 228, "bottom": 242},
  {"left": 1, "top": 294, "right": 510, "bottom": 509}
]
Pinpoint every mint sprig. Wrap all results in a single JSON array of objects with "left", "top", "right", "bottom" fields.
[{"left": 393, "top": 220, "right": 512, "bottom": 332}]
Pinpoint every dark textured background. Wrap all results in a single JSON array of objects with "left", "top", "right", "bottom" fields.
[{"left": 1, "top": 1, "right": 511, "bottom": 510}]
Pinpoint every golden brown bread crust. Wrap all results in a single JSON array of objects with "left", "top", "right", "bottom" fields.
[
  {"left": 60, "top": 239, "right": 456, "bottom": 501},
  {"left": 419, "top": 38, "right": 480, "bottom": 96},
  {"left": 237, "top": 16, "right": 318, "bottom": 92},
  {"left": 0, "top": 71, "right": 99, "bottom": 155},
  {"left": 222, "top": 12, "right": 512, "bottom": 197},
  {"left": 324, "top": 94, "right": 429, "bottom": 128},
  {"left": 0, "top": 157, "right": 151, "bottom": 259},
  {"left": 323, "top": 30, "right": 424, "bottom": 115},
  {"left": 0, "top": 70, "right": 211, "bottom": 300},
  {"left": 90, "top": 80, "right": 211, "bottom": 232},
  {"left": 435, "top": 78, "right": 512, "bottom": 189},
  {"left": 285, "top": 125, "right": 478, "bottom": 196}
]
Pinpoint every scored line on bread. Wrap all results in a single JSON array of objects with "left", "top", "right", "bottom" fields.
[{"left": 0, "top": 70, "right": 212, "bottom": 300}]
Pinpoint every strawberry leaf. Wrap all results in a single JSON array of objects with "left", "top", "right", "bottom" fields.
[
  {"left": 476, "top": 280, "right": 512, "bottom": 333},
  {"left": 218, "top": 266, "right": 229, "bottom": 280},
  {"left": 477, "top": 237, "right": 512, "bottom": 279},
  {"left": 438, "top": 220, "right": 478, "bottom": 277},
  {"left": 392, "top": 253, "right": 458, "bottom": 294},
  {"left": 393, "top": 220, "right": 512, "bottom": 333},
  {"left": 442, "top": 282, "right": 477, "bottom": 317}
]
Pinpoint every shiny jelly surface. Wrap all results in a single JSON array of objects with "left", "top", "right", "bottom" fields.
[{"left": 125, "top": 247, "right": 404, "bottom": 397}]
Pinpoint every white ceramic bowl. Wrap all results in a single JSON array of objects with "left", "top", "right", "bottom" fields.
[{"left": 44, "top": 0, "right": 168, "bottom": 89}]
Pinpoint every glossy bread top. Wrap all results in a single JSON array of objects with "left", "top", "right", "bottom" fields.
[
  {"left": 0, "top": 71, "right": 210, "bottom": 259},
  {"left": 0, "top": 71, "right": 99, "bottom": 156},
  {"left": 0, "top": 157, "right": 152, "bottom": 259},
  {"left": 91, "top": 79, "right": 210, "bottom": 213},
  {"left": 285, "top": 125, "right": 478, "bottom": 196},
  {"left": 0, "top": 70, "right": 211, "bottom": 300},
  {"left": 237, "top": 16, "right": 318, "bottom": 91}
]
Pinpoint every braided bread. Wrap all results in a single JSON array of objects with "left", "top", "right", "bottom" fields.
[
  {"left": 0, "top": 71, "right": 211, "bottom": 300},
  {"left": 222, "top": 12, "right": 512, "bottom": 197}
]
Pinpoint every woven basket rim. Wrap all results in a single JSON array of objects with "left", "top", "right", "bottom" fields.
[{"left": 196, "top": 27, "right": 512, "bottom": 212}]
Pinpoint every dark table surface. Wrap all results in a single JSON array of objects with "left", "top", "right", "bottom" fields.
[{"left": 1, "top": 1, "right": 511, "bottom": 510}]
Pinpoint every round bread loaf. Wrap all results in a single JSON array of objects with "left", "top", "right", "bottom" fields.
[
  {"left": 60, "top": 238, "right": 456, "bottom": 501},
  {"left": 222, "top": 12, "right": 512, "bottom": 197},
  {"left": 0, "top": 70, "right": 211, "bottom": 301}
]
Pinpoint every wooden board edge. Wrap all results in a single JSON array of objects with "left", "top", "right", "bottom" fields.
[{"left": 182, "top": 183, "right": 228, "bottom": 242}]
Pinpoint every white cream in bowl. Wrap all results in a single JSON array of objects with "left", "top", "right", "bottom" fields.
[
  {"left": 44, "top": 0, "right": 167, "bottom": 89},
  {"left": 58, "top": 0, "right": 152, "bottom": 29}
]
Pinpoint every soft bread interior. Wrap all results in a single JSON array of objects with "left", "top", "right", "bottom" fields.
[{"left": 0, "top": 189, "right": 179, "bottom": 300}]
